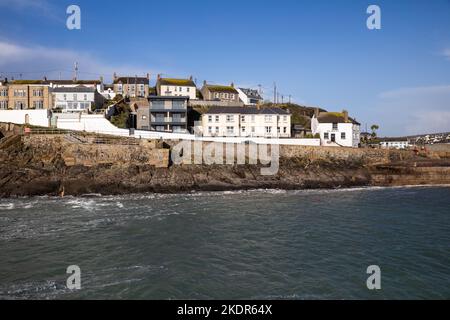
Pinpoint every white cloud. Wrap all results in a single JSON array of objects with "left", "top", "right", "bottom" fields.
[
  {"left": 443, "top": 48, "right": 450, "bottom": 60},
  {"left": 0, "top": 41, "right": 157, "bottom": 82},
  {"left": 374, "top": 85, "right": 450, "bottom": 136}
]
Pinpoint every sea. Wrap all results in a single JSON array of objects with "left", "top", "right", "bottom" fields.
[{"left": 0, "top": 186, "right": 449, "bottom": 300}]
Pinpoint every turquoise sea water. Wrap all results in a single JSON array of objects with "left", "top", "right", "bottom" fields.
[{"left": 0, "top": 186, "right": 449, "bottom": 299}]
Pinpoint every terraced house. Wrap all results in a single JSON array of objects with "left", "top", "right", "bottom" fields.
[
  {"left": 113, "top": 73, "right": 150, "bottom": 98},
  {"left": 0, "top": 79, "right": 51, "bottom": 110},
  {"left": 200, "top": 81, "right": 241, "bottom": 104},
  {"left": 202, "top": 106, "right": 291, "bottom": 138},
  {"left": 156, "top": 75, "right": 197, "bottom": 100}
]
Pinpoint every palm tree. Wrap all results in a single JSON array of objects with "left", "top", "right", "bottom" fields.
[{"left": 370, "top": 125, "right": 379, "bottom": 138}]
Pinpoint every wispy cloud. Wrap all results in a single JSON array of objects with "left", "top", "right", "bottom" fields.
[
  {"left": 374, "top": 85, "right": 450, "bottom": 136},
  {"left": 0, "top": 41, "right": 158, "bottom": 82},
  {"left": 0, "top": 0, "right": 61, "bottom": 21},
  {"left": 443, "top": 48, "right": 450, "bottom": 60}
]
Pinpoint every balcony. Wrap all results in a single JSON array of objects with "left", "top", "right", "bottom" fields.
[{"left": 151, "top": 117, "right": 186, "bottom": 124}]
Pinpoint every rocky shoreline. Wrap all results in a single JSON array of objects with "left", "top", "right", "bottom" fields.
[{"left": 1, "top": 129, "right": 450, "bottom": 197}]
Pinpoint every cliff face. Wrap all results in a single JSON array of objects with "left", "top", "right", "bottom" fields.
[{"left": 0, "top": 131, "right": 449, "bottom": 197}]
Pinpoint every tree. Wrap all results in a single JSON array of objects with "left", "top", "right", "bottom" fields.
[{"left": 370, "top": 125, "right": 379, "bottom": 138}]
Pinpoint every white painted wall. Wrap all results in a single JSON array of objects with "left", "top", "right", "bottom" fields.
[
  {"left": 53, "top": 91, "right": 96, "bottom": 112},
  {"left": 159, "top": 85, "right": 197, "bottom": 100},
  {"left": 311, "top": 117, "right": 360, "bottom": 147},
  {"left": 202, "top": 113, "right": 291, "bottom": 138},
  {"left": 0, "top": 110, "right": 49, "bottom": 127}
]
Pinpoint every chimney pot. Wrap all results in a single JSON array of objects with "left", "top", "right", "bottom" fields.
[
  {"left": 314, "top": 108, "right": 319, "bottom": 118},
  {"left": 343, "top": 110, "right": 349, "bottom": 122}
]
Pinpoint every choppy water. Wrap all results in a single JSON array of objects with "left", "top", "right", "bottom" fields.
[{"left": 0, "top": 186, "right": 449, "bottom": 300}]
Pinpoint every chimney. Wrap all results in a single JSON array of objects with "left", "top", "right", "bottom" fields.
[
  {"left": 314, "top": 108, "right": 319, "bottom": 118},
  {"left": 230, "top": 82, "right": 234, "bottom": 88},
  {"left": 157, "top": 74, "right": 161, "bottom": 80},
  {"left": 189, "top": 75, "right": 193, "bottom": 81},
  {"left": 146, "top": 73, "right": 150, "bottom": 80},
  {"left": 100, "top": 76, "right": 104, "bottom": 84},
  {"left": 113, "top": 72, "right": 117, "bottom": 81},
  {"left": 343, "top": 110, "right": 349, "bottom": 122},
  {"left": 203, "top": 80, "right": 207, "bottom": 86}
]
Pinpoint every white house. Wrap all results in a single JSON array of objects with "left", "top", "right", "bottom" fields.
[
  {"left": 380, "top": 140, "right": 410, "bottom": 149},
  {"left": 311, "top": 110, "right": 360, "bottom": 147},
  {"left": 156, "top": 75, "right": 197, "bottom": 100},
  {"left": 202, "top": 106, "right": 291, "bottom": 138},
  {"left": 236, "top": 88, "right": 263, "bottom": 106},
  {"left": 52, "top": 86, "right": 104, "bottom": 113}
]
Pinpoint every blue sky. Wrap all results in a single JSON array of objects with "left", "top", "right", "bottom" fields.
[{"left": 0, "top": 0, "right": 449, "bottom": 136}]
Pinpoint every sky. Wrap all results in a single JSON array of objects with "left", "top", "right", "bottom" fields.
[{"left": 0, "top": 0, "right": 449, "bottom": 136}]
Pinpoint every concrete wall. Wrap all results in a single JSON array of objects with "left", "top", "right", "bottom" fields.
[{"left": 0, "top": 110, "right": 50, "bottom": 127}]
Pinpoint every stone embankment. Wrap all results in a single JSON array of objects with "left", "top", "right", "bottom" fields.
[{"left": 0, "top": 123, "right": 449, "bottom": 197}]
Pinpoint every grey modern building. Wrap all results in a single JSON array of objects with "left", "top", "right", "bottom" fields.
[{"left": 136, "top": 96, "right": 188, "bottom": 133}]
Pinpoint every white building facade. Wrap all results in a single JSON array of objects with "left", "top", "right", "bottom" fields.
[
  {"left": 311, "top": 110, "right": 360, "bottom": 148},
  {"left": 156, "top": 76, "right": 197, "bottom": 100},
  {"left": 380, "top": 140, "right": 410, "bottom": 149},
  {"left": 52, "top": 86, "right": 103, "bottom": 113},
  {"left": 202, "top": 106, "right": 291, "bottom": 138}
]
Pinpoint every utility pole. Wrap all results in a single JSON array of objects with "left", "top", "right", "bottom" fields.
[
  {"left": 73, "top": 62, "right": 79, "bottom": 82},
  {"left": 273, "top": 82, "right": 277, "bottom": 104},
  {"left": 281, "top": 95, "right": 284, "bottom": 104}
]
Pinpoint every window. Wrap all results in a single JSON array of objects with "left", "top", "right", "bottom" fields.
[
  {"left": 215, "top": 93, "right": 219, "bottom": 99},
  {"left": 265, "top": 115, "right": 272, "bottom": 122},
  {"left": 251, "top": 127, "right": 255, "bottom": 133},
  {"left": 324, "top": 133, "right": 329, "bottom": 139},
  {"left": 230, "top": 94, "right": 235, "bottom": 100},
  {"left": 208, "top": 115, "right": 213, "bottom": 123},
  {"left": 187, "top": 87, "right": 190, "bottom": 92},
  {"left": 226, "top": 115, "right": 234, "bottom": 123},
  {"left": 14, "top": 101, "right": 24, "bottom": 109},
  {"left": 251, "top": 115, "right": 255, "bottom": 122},
  {"left": 33, "top": 101, "right": 43, "bottom": 109},
  {"left": 332, "top": 123, "right": 338, "bottom": 130},
  {"left": 283, "top": 127, "right": 287, "bottom": 133},
  {"left": 215, "top": 127, "right": 219, "bottom": 133},
  {"left": 14, "top": 90, "right": 26, "bottom": 97},
  {"left": 341, "top": 132, "right": 346, "bottom": 140},
  {"left": 241, "top": 115, "right": 245, "bottom": 122},
  {"left": 63, "top": 94, "right": 67, "bottom": 101},
  {"left": 265, "top": 127, "right": 272, "bottom": 133},
  {"left": 0, "top": 101, "right": 7, "bottom": 109},
  {"left": 0, "top": 90, "right": 7, "bottom": 97},
  {"left": 73, "top": 94, "right": 77, "bottom": 101},
  {"left": 179, "top": 87, "right": 182, "bottom": 92},
  {"left": 227, "top": 126, "right": 234, "bottom": 135},
  {"left": 84, "top": 94, "right": 87, "bottom": 101},
  {"left": 215, "top": 115, "right": 219, "bottom": 122},
  {"left": 208, "top": 127, "right": 213, "bottom": 134},
  {"left": 225, "top": 93, "right": 229, "bottom": 99},
  {"left": 283, "top": 116, "right": 287, "bottom": 122},
  {"left": 242, "top": 126, "right": 246, "bottom": 133}
]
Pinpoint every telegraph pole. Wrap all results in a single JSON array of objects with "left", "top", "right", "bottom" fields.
[
  {"left": 273, "top": 82, "right": 277, "bottom": 104},
  {"left": 73, "top": 62, "right": 79, "bottom": 82}
]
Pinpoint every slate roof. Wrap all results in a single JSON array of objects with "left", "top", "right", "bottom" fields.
[
  {"left": 51, "top": 85, "right": 96, "bottom": 93},
  {"left": 239, "top": 88, "right": 263, "bottom": 100},
  {"left": 113, "top": 77, "right": 149, "bottom": 85}
]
